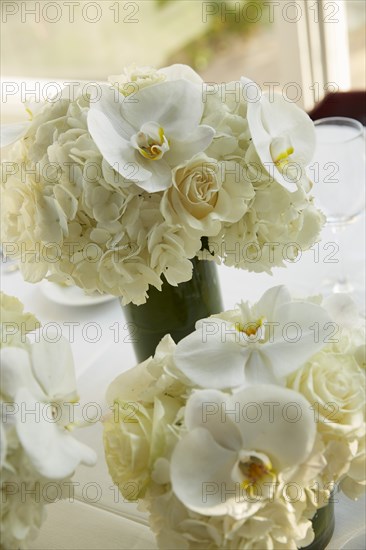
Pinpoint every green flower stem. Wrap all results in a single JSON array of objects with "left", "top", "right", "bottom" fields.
[{"left": 122, "top": 257, "right": 223, "bottom": 363}]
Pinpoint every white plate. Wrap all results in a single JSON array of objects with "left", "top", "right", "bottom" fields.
[{"left": 41, "top": 281, "right": 117, "bottom": 307}]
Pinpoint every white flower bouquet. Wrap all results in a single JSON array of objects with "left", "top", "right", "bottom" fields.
[
  {"left": 103, "top": 286, "right": 365, "bottom": 549},
  {"left": 0, "top": 293, "right": 96, "bottom": 549},
  {"left": 1, "top": 65, "right": 324, "bottom": 305}
]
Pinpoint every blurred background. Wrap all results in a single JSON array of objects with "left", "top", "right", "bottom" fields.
[{"left": 1, "top": 0, "right": 365, "bottom": 122}]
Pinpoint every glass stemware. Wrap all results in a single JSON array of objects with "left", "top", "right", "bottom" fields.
[{"left": 309, "top": 116, "right": 365, "bottom": 303}]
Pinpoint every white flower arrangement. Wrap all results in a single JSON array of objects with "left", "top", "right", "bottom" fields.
[
  {"left": 0, "top": 292, "right": 96, "bottom": 549},
  {"left": 1, "top": 65, "right": 325, "bottom": 305},
  {"left": 103, "top": 286, "right": 366, "bottom": 550}
]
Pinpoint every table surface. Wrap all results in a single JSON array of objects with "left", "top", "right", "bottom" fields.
[{"left": 2, "top": 218, "right": 365, "bottom": 550}]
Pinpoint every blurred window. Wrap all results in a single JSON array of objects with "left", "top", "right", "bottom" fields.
[{"left": 1, "top": 0, "right": 364, "bottom": 122}]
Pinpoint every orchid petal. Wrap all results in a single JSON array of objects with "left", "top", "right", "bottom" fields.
[
  {"left": 255, "top": 285, "right": 292, "bottom": 321},
  {"left": 0, "top": 347, "right": 45, "bottom": 400},
  {"left": 136, "top": 157, "right": 172, "bottom": 192},
  {"left": 30, "top": 335, "right": 78, "bottom": 401},
  {"left": 89, "top": 84, "right": 135, "bottom": 139},
  {"left": 247, "top": 93, "right": 315, "bottom": 192},
  {"left": 184, "top": 389, "right": 242, "bottom": 450},
  {"left": 244, "top": 351, "right": 278, "bottom": 385},
  {"left": 261, "top": 94, "right": 315, "bottom": 165},
  {"left": 165, "top": 125, "right": 215, "bottom": 165},
  {"left": 0, "top": 123, "right": 30, "bottom": 148},
  {"left": 122, "top": 80, "right": 205, "bottom": 138},
  {"left": 174, "top": 320, "right": 249, "bottom": 389},
  {"left": 170, "top": 427, "right": 243, "bottom": 516},
  {"left": 87, "top": 109, "right": 151, "bottom": 182},
  {"left": 15, "top": 387, "right": 96, "bottom": 479},
  {"left": 263, "top": 301, "right": 332, "bottom": 377},
  {"left": 228, "top": 385, "right": 316, "bottom": 469}
]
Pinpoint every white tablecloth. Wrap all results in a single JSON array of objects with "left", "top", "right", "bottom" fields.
[{"left": 2, "top": 219, "right": 365, "bottom": 550}]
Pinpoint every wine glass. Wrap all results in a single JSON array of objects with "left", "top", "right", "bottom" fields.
[{"left": 309, "top": 117, "right": 365, "bottom": 304}]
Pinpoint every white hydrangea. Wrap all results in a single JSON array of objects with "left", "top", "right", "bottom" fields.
[
  {"left": 200, "top": 87, "right": 325, "bottom": 271},
  {"left": 144, "top": 462, "right": 315, "bottom": 550},
  {"left": 103, "top": 289, "right": 365, "bottom": 549},
  {"left": 1, "top": 66, "right": 324, "bottom": 305}
]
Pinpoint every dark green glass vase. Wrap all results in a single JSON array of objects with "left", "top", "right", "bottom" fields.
[
  {"left": 122, "top": 257, "right": 223, "bottom": 363},
  {"left": 301, "top": 497, "right": 335, "bottom": 550}
]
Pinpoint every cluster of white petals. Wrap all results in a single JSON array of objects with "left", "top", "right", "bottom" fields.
[
  {"left": 103, "top": 287, "right": 365, "bottom": 549},
  {"left": 1, "top": 65, "right": 324, "bottom": 304},
  {"left": 288, "top": 293, "right": 366, "bottom": 501},
  {"left": 0, "top": 293, "right": 96, "bottom": 549}
]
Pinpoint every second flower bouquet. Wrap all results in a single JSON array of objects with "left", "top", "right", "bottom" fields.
[{"left": 103, "top": 286, "right": 365, "bottom": 549}]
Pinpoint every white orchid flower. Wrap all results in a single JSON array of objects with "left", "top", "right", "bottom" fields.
[
  {"left": 174, "top": 286, "right": 332, "bottom": 390},
  {"left": 244, "top": 78, "right": 315, "bottom": 192},
  {"left": 87, "top": 79, "right": 215, "bottom": 193},
  {"left": 0, "top": 336, "right": 96, "bottom": 479},
  {"left": 170, "top": 385, "right": 316, "bottom": 517}
]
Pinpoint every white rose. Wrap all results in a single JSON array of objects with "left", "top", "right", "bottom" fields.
[
  {"left": 288, "top": 351, "right": 365, "bottom": 442},
  {"left": 103, "top": 336, "right": 187, "bottom": 501},
  {"left": 105, "top": 335, "right": 187, "bottom": 405},
  {"left": 148, "top": 222, "right": 200, "bottom": 286},
  {"left": 340, "top": 437, "right": 366, "bottom": 499},
  {"left": 108, "top": 65, "right": 166, "bottom": 95},
  {"left": 103, "top": 394, "right": 180, "bottom": 501},
  {"left": 161, "top": 155, "right": 254, "bottom": 237},
  {"left": 108, "top": 63, "right": 202, "bottom": 97}
]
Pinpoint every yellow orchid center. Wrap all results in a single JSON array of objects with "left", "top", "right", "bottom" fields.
[
  {"left": 270, "top": 136, "right": 294, "bottom": 169},
  {"left": 236, "top": 317, "right": 265, "bottom": 337},
  {"left": 133, "top": 125, "right": 170, "bottom": 161},
  {"left": 240, "top": 456, "right": 276, "bottom": 494}
]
